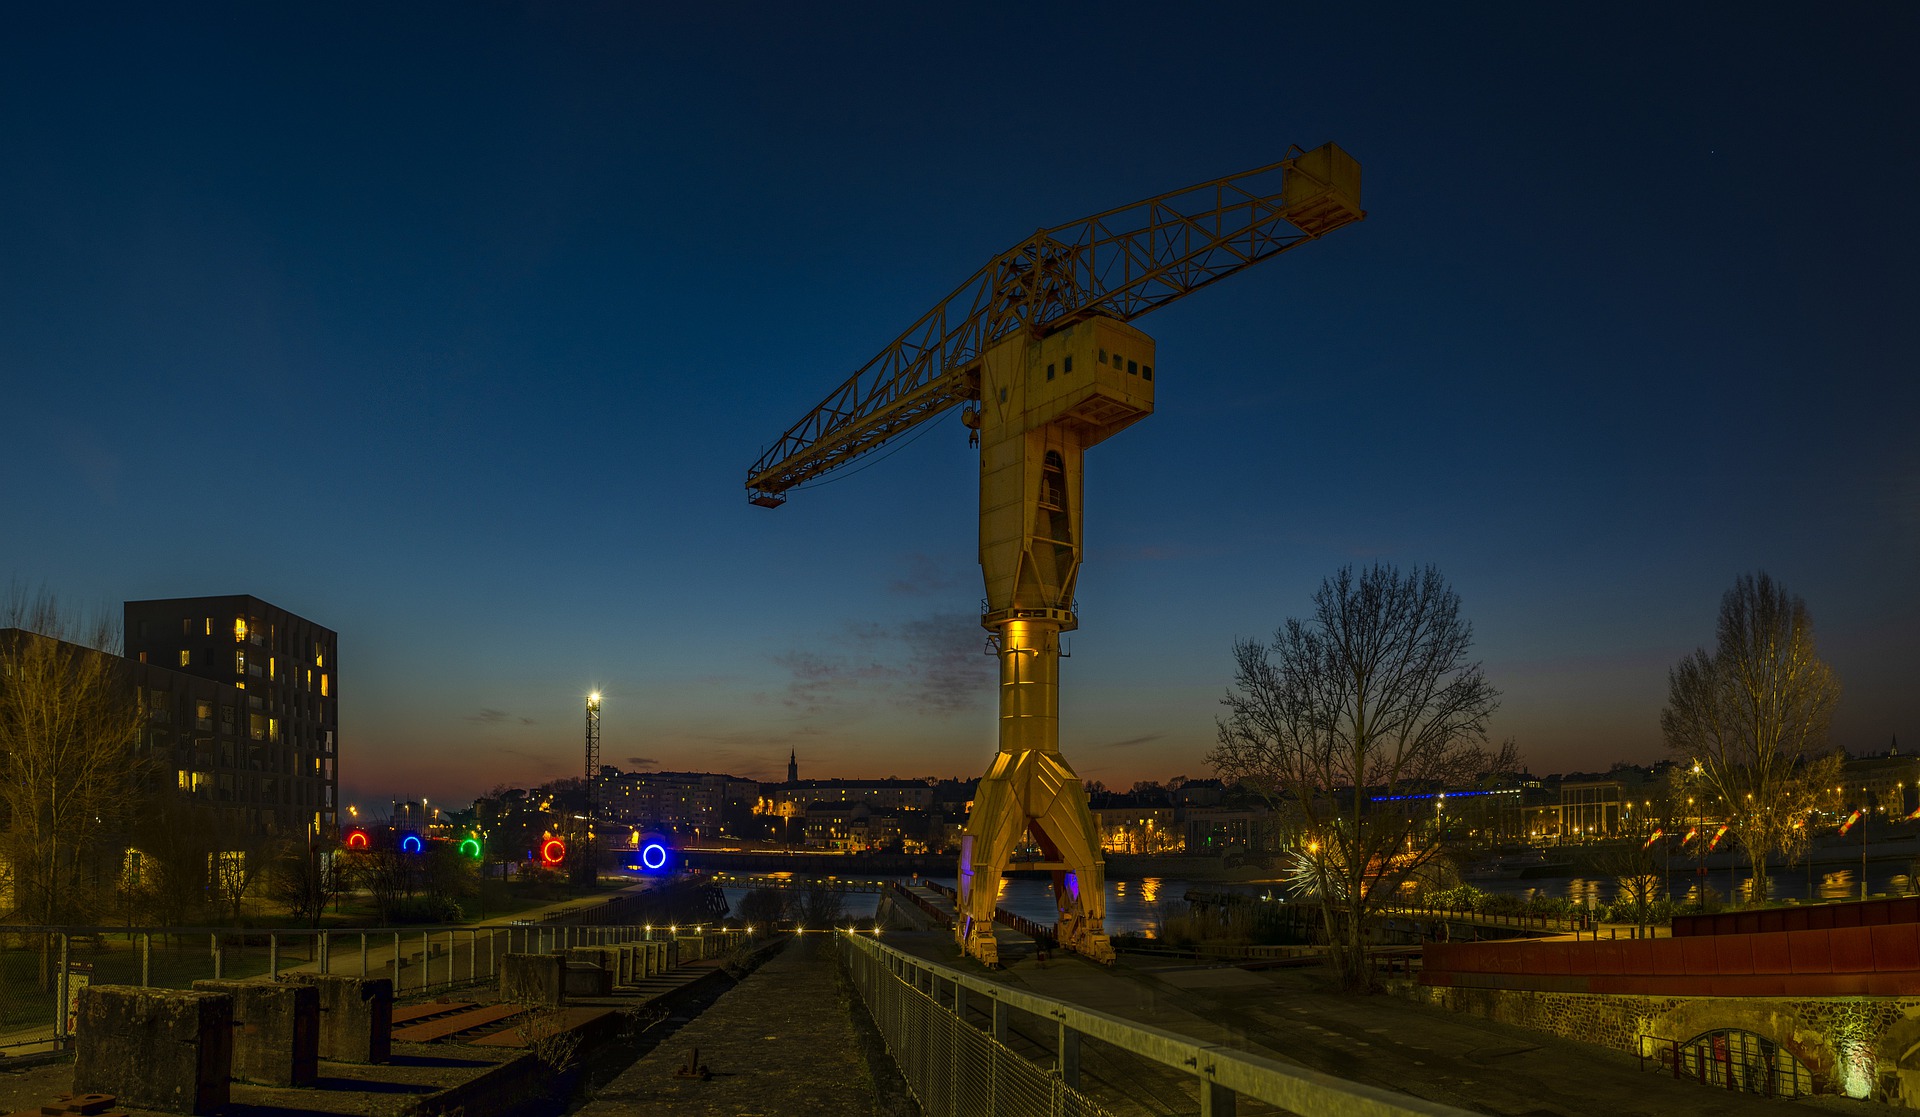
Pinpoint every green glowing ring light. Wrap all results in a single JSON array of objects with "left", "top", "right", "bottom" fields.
[{"left": 459, "top": 836, "right": 482, "bottom": 859}]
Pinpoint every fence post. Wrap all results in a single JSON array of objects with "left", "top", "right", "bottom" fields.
[
  {"left": 1058, "top": 1020, "right": 1080, "bottom": 1088},
  {"left": 469, "top": 930, "right": 477, "bottom": 984},
  {"left": 1200, "top": 1078, "right": 1237, "bottom": 1117},
  {"left": 360, "top": 933, "right": 368, "bottom": 977},
  {"left": 212, "top": 933, "right": 223, "bottom": 980},
  {"left": 56, "top": 934, "right": 70, "bottom": 1044},
  {"left": 954, "top": 980, "right": 968, "bottom": 1022},
  {"left": 490, "top": 930, "right": 496, "bottom": 979},
  {"left": 422, "top": 933, "right": 430, "bottom": 992},
  {"left": 392, "top": 933, "right": 401, "bottom": 989},
  {"left": 991, "top": 999, "right": 1008, "bottom": 1045},
  {"left": 141, "top": 933, "right": 151, "bottom": 988},
  {"left": 270, "top": 933, "right": 279, "bottom": 979}
]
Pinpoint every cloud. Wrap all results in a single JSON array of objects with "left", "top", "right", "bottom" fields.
[
  {"left": 897, "top": 614, "right": 993, "bottom": 715},
  {"left": 466, "top": 708, "right": 511, "bottom": 724},
  {"left": 624, "top": 756, "right": 659, "bottom": 768},
  {"left": 888, "top": 552, "right": 969, "bottom": 597},
  {"left": 1097, "top": 733, "right": 1165, "bottom": 750},
  {"left": 767, "top": 614, "right": 992, "bottom": 719},
  {"left": 770, "top": 649, "right": 899, "bottom": 714}
]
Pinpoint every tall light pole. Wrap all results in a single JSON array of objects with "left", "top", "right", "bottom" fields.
[{"left": 584, "top": 692, "right": 602, "bottom": 888}]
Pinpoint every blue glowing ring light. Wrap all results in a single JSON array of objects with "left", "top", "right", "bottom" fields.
[
  {"left": 399, "top": 834, "right": 423, "bottom": 854},
  {"left": 640, "top": 841, "right": 669, "bottom": 871}
]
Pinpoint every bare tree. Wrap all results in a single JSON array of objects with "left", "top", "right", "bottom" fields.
[
  {"left": 1209, "top": 564, "right": 1508, "bottom": 991},
  {"left": 0, "top": 589, "right": 146, "bottom": 983},
  {"left": 1662, "top": 573, "right": 1841, "bottom": 902},
  {"left": 269, "top": 840, "right": 343, "bottom": 926}
]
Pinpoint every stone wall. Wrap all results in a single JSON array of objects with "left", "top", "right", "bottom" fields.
[{"left": 1395, "top": 978, "right": 1920, "bottom": 1105}]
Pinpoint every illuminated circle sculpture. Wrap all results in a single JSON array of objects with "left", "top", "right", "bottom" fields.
[
  {"left": 399, "top": 833, "right": 424, "bottom": 854},
  {"left": 459, "top": 837, "right": 482, "bottom": 859},
  {"left": 540, "top": 838, "right": 567, "bottom": 866},
  {"left": 344, "top": 829, "right": 370, "bottom": 849},
  {"left": 640, "top": 841, "right": 669, "bottom": 871}
]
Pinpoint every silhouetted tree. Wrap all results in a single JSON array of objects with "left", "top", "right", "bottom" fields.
[
  {"left": 0, "top": 589, "right": 146, "bottom": 987},
  {"left": 1209, "top": 564, "right": 1509, "bottom": 991},
  {"left": 1663, "top": 573, "right": 1841, "bottom": 902}
]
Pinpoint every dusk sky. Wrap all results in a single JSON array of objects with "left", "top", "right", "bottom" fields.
[{"left": 4, "top": 4, "right": 1915, "bottom": 811}]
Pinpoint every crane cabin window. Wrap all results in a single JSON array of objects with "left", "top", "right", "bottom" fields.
[
  {"left": 1128, "top": 360, "right": 1138, "bottom": 375},
  {"left": 1063, "top": 355, "right": 1073, "bottom": 373},
  {"left": 1046, "top": 363, "right": 1055, "bottom": 381},
  {"left": 1098, "top": 348, "right": 1107, "bottom": 363},
  {"left": 1142, "top": 365, "right": 1152, "bottom": 381}
]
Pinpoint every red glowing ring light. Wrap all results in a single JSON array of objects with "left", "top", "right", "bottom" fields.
[
  {"left": 540, "top": 838, "right": 567, "bottom": 865},
  {"left": 344, "top": 830, "right": 369, "bottom": 849}
]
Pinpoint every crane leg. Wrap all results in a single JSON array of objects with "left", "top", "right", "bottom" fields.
[{"left": 955, "top": 619, "right": 1114, "bottom": 965}]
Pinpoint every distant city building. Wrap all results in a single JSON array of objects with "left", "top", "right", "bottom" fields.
[
  {"left": 1841, "top": 747, "right": 1920, "bottom": 816},
  {"left": 758, "top": 777, "right": 935, "bottom": 818},
  {"left": 595, "top": 769, "right": 758, "bottom": 837}
]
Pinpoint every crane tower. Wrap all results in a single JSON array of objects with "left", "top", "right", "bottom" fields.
[{"left": 746, "top": 145, "right": 1363, "bottom": 965}]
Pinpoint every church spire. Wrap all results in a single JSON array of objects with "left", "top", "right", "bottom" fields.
[{"left": 788, "top": 748, "right": 798, "bottom": 784}]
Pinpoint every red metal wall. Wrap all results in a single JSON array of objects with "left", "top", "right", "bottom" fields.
[
  {"left": 1422, "top": 921, "right": 1920, "bottom": 997},
  {"left": 1671, "top": 896, "right": 1920, "bottom": 938}
]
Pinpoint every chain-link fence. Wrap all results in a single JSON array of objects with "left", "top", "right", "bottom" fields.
[
  {"left": 844, "top": 931, "right": 1110, "bottom": 1117},
  {"left": 0, "top": 921, "right": 667, "bottom": 1051}
]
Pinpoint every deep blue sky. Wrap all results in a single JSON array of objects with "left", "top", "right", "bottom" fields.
[{"left": 4, "top": 4, "right": 1915, "bottom": 810}]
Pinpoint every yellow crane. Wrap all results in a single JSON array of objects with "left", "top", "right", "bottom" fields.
[{"left": 746, "top": 145, "right": 1364, "bottom": 965}]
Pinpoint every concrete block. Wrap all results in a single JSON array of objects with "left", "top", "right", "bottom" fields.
[
  {"left": 500, "top": 953, "right": 564, "bottom": 1006},
  {"left": 191, "top": 979, "right": 319, "bottom": 1087},
  {"left": 564, "top": 961, "right": 612, "bottom": 997},
  {"left": 74, "top": 986, "right": 232, "bottom": 1114},
  {"left": 285, "top": 973, "right": 392, "bottom": 1063}
]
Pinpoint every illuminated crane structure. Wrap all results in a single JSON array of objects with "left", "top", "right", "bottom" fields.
[{"left": 746, "top": 145, "right": 1363, "bottom": 965}]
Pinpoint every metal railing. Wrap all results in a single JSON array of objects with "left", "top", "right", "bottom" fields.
[
  {"left": 840, "top": 931, "right": 1480, "bottom": 1117},
  {"left": 0, "top": 921, "right": 674, "bottom": 1051}
]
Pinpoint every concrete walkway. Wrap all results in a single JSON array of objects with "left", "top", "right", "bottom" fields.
[
  {"left": 886, "top": 930, "right": 1871, "bottom": 1117},
  {"left": 576, "top": 934, "right": 911, "bottom": 1117}
]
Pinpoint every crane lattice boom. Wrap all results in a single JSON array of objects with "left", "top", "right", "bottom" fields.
[{"left": 745, "top": 144, "right": 1362, "bottom": 504}]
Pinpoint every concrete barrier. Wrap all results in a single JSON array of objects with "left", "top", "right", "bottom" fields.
[
  {"left": 191, "top": 979, "right": 319, "bottom": 1087},
  {"left": 500, "top": 953, "right": 564, "bottom": 1005},
  {"left": 74, "top": 986, "right": 232, "bottom": 1114},
  {"left": 564, "top": 961, "right": 612, "bottom": 997},
  {"left": 285, "top": 973, "right": 392, "bottom": 1064}
]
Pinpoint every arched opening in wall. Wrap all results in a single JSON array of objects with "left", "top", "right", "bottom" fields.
[{"left": 1679, "top": 1030, "right": 1814, "bottom": 1098}]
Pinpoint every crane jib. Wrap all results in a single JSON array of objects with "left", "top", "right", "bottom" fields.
[{"left": 745, "top": 143, "right": 1362, "bottom": 504}]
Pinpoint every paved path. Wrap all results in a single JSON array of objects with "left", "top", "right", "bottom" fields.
[{"left": 577, "top": 934, "right": 911, "bottom": 1117}]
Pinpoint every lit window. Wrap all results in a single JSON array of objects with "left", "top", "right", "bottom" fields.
[
  {"left": 234, "top": 618, "right": 248, "bottom": 642},
  {"left": 269, "top": 657, "right": 275, "bottom": 680},
  {"left": 204, "top": 618, "right": 212, "bottom": 636},
  {"left": 320, "top": 674, "right": 329, "bottom": 697},
  {"left": 178, "top": 649, "right": 191, "bottom": 667}
]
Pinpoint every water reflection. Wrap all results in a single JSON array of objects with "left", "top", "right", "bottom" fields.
[{"left": 717, "top": 876, "right": 1185, "bottom": 935}]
